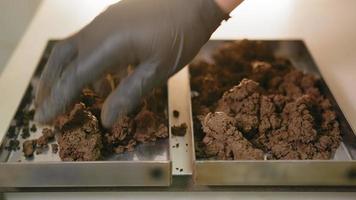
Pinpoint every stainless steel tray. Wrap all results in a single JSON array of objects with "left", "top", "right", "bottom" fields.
[
  {"left": 0, "top": 41, "right": 171, "bottom": 187},
  {"left": 189, "top": 40, "right": 356, "bottom": 186}
]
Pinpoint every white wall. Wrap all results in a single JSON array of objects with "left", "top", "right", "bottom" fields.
[{"left": 0, "top": 0, "right": 42, "bottom": 74}]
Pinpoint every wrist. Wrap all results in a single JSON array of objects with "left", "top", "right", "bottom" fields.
[
  {"left": 214, "top": 0, "right": 244, "bottom": 13},
  {"left": 197, "top": 0, "right": 231, "bottom": 34}
]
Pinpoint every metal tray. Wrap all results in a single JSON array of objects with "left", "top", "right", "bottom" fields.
[
  {"left": 189, "top": 40, "right": 356, "bottom": 186},
  {"left": 0, "top": 41, "right": 171, "bottom": 188}
]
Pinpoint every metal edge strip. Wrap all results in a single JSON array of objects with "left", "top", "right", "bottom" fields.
[
  {"left": 0, "top": 160, "right": 171, "bottom": 187},
  {"left": 194, "top": 160, "right": 356, "bottom": 186},
  {"left": 168, "top": 67, "right": 195, "bottom": 176}
]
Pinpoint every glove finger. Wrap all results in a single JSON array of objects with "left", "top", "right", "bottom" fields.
[
  {"left": 100, "top": 61, "right": 166, "bottom": 128},
  {"left": 35, "top": 58, "right": 80, "bottom": 123},
  {"left": 35, "top": 39, "right": 130, "bottom": 123},
  {"left": 35, "top": 39, "right": 77, "bottom": 109}
]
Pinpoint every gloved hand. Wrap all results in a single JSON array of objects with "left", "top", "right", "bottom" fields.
[{"left": 35, "top": 0, "right": 229, "bottom": 128}]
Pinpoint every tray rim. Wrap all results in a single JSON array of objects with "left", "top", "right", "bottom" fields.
[{"left": 0, "top": 160, "right": 172, "bottom": 188}]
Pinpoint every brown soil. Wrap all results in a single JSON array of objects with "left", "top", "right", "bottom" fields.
[{"left": 191, "top": 40, "right": 341, "bottom": 160}]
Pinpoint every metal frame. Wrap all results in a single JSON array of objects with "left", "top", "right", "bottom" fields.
[{"left": 0, "top": 161, "right": 171, "bottom": 187}]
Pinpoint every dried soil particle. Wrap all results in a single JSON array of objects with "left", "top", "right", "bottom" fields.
[
  {"left": 36, "top": 135, "right": 48, "bottom": 147},
  {"left": 23, "top": 127, "right": 56, "bottom": 155},
  {"left": 113, "top": 140, "right": 136, "bottom": 154},
  {"left": 6, "top": 126, "right": 16, "bottom": 138},
  {"left": 216, "top": 79, "right": 260, "bottom": 138},
  {"left": 23, "top": 119, "right": 29, "bottom": 127},
  {"left": 257, "top": 94, "right": 341, "bottom": 160},
  {"left": 212, "top": 40, "right": 273, "bottom": 69},
  {"left": 35, "top": 147, "right": 45, "bottom": 154},
  {"left": 28, "top": 109, "right": 35, "bottom": 120},
  {"left": 57, "top": 103, "right": 103, "bottom": 161},
  {"left": 21, "top": 127, "right": 30, "bottom": 139},
  {"left": 6, "top": 139, "right": 20, "bottom": 151},
  {"left": 191, "top": 73, "right": 222, "bottom": 106},
  {"left": 35, "top": 135, "right": 49, "bottom": 154},
  {"left": 51, "top": 144, "right": 59, "bottom": 154},
  {"left": 105, "top": 116, "right": 136, "bottom": 153},
  {"left": 104, "top": 89, "right": 169, "bottom": 153},
  {"left": 173, "top": 110, "right": 180, "bottom": 118},
  {"left": 258, "top": 95, "right": 282, "bottom": 134},
  {"left": 134, "top": 109, "right": 168, "bottom": 143},
  {"left": 171, "top": 123, "right": 188, "bottom": 137},
  {"left": 55, "top": 103, "right": 86, "bottom": 130},
  {"left": 23, "top": 140, "right": 36, "bottom": 157},
  {"left": 30, "top": 124, "right": 37, "bottom": 132},
  {"left": 282, "top": 95, "right": 317, "bottom": 143},
  {"left": 202, "top": 112, "right": 264, "bottom": 160},
  {"left": 22, "top": 109, "right": 34, "bottom": 122},
  {"left": 80, "top": 88, "right": 104, "bottom": 119},
  {"left": 106, "top": 116, "right": 133, "bottom": 145},
  {"left": 42, "top": 128, "right": 55, "bottom": 140}
]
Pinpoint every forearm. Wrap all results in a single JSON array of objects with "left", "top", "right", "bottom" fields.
[{"left": 215, "top": 0, "right": 244, "bottom": 13}]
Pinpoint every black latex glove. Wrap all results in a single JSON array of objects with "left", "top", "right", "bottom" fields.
[{"left": 35, "top": 0, "right": 228, "bottom": 128}]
